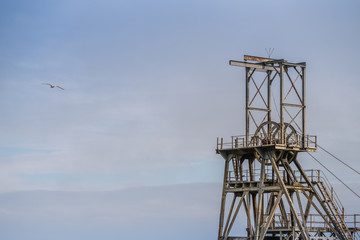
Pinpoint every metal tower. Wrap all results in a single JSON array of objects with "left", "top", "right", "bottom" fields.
[{"left": 216, "top": 55, "right": 359, "bottom": 240}]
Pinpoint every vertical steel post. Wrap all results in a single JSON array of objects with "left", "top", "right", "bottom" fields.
[
  {"left": 218, "top": 154, "right": 231, "bottom": 240},
  {"left": 255, "top": 157, "right": 266, "bottom": 240},
  {"left": 246, "top": 67, "right": 250, "bottom": 146},
  {"left": 267, "top": 70, "right": 272, "bottom": 122},
  {"left": 302, "top": 66, "right": 306, "bottom": 148},
  {"left": 267, "top": 70, "right": 272, "bottom": 136},
  {"left": 280, "top": 63, "right": 284, "bottom": 145}
]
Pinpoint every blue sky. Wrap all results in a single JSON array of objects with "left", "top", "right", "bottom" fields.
[{"left": 0, "top": 0, "right": 360, "bottom": 239}]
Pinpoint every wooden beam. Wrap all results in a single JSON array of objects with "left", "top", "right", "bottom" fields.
[
  {"left": 243, "top": 55, "right": 305, "bottom": 67},
  {"left": 244, "top": 55, "right": 279, "bottom": 62}
]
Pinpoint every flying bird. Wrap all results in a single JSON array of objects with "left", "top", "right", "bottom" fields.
[{"left": 42, "top": 83, "right": 64, "bottom": 90}]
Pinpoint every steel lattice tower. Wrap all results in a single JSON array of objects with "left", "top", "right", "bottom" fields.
[{"left": 216, "top": 55, "right": 359, "bottom": 240}]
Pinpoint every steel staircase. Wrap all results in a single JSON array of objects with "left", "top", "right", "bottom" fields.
[{"left": 316, "top": 181, "right": 353, "bottom": 240}]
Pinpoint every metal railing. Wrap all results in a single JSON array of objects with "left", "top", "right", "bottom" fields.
[
  {"left": 225, "top": 168, "right": 345, "bottom": 219},
  {"left": 317, "top": 172, "right": 345, "bottom": 218},
  {"left": 225, "top": 167, "right": 354, "bottom": 237},
  {"left": 216, "top": 134, "right": 317, "bottom": 151},
  {"left": 268, "top": 214, "right": 360, "bottom": 232},
  {"left": 226, "top": 169, "right": 322, "bottom": 183}
]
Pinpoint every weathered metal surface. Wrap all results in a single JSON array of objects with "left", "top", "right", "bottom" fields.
[
  {"left": 230, "top": 60, "right": 280, "bottom": 72},
  {"left": 232, "top": 56, "right": 309, "bottom": 148},
  {"left": 244, "top": 55, "right": 278, "bottom": 62},
  {"left": 216, "top": 55, "right": 358, "bottom": 240}
]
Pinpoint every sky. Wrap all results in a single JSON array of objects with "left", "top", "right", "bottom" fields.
[{"left": 0, "top": 0, "right": 360, "bottom": 239}]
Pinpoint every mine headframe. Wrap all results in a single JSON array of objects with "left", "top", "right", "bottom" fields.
[{"left": 216, "top": 55, "right": 358, "bottom": 240}]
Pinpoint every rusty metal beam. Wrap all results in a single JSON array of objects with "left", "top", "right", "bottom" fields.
[
  {"left": 255, "top": 158, "right": 266, "bottom": 240},
  {"left": 223, "top": 194, "right": 237, "bottom": 237},
  {"left": 230, "top": 60, "right": 280, "bottom": 72},
  {"left": 224, "top": 194, "right": 245, "bottom": 240},
  {"left": 218, "top": 154, "right": 232, "bottom": 240},
  {"left": 283, "top": 62, "right": 306, "bottom": 67},
  {"left": 259, "top": 191, "right": 284, "bottom": 240},
  {"left": 293, "top": 158, "right": 347, "bottom": 240},
  {"left": 269, "top": 152, "right": 310, "bottom": 240},
  {"left": 248, "top": 107, "right": 270, "bottom": 112}
]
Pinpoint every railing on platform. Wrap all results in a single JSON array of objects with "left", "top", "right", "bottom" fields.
[
  {"left": 225, "top": 168, "right": 345, "bottom": 220},
  {"left": 226, "top": 169, "right": 321, "bottom": 183},
  {"left": 270, "top": 213, "right": 360, "bottom": 239},
  {"left": 216, "top": 134, "right": 317, "bottom": 151},
  {"left": 268, "top": 214, "right": 360, "bottom": 232},
  {"left": 227, "top": 169, "right": 325, "bottom": 185}
]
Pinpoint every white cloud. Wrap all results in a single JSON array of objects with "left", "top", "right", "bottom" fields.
[{"left": 0, "top": 183, "right": 221, "bottom": 240}]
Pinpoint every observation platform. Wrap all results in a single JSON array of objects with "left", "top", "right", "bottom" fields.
[{"left": 216, "top": 134, "right": 317, "bottom": 155}]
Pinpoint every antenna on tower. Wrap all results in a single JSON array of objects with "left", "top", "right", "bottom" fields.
[{"left": 265, "top": 47, "right": 274, "bottom": 58}]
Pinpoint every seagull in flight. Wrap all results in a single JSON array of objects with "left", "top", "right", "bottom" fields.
[{"left": 42, "top": 83, "right": 64, "bottom": 90}]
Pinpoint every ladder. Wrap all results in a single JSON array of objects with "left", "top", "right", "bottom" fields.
[{"left": 317, "top": 181, "right": 353, "bottom": 240}]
